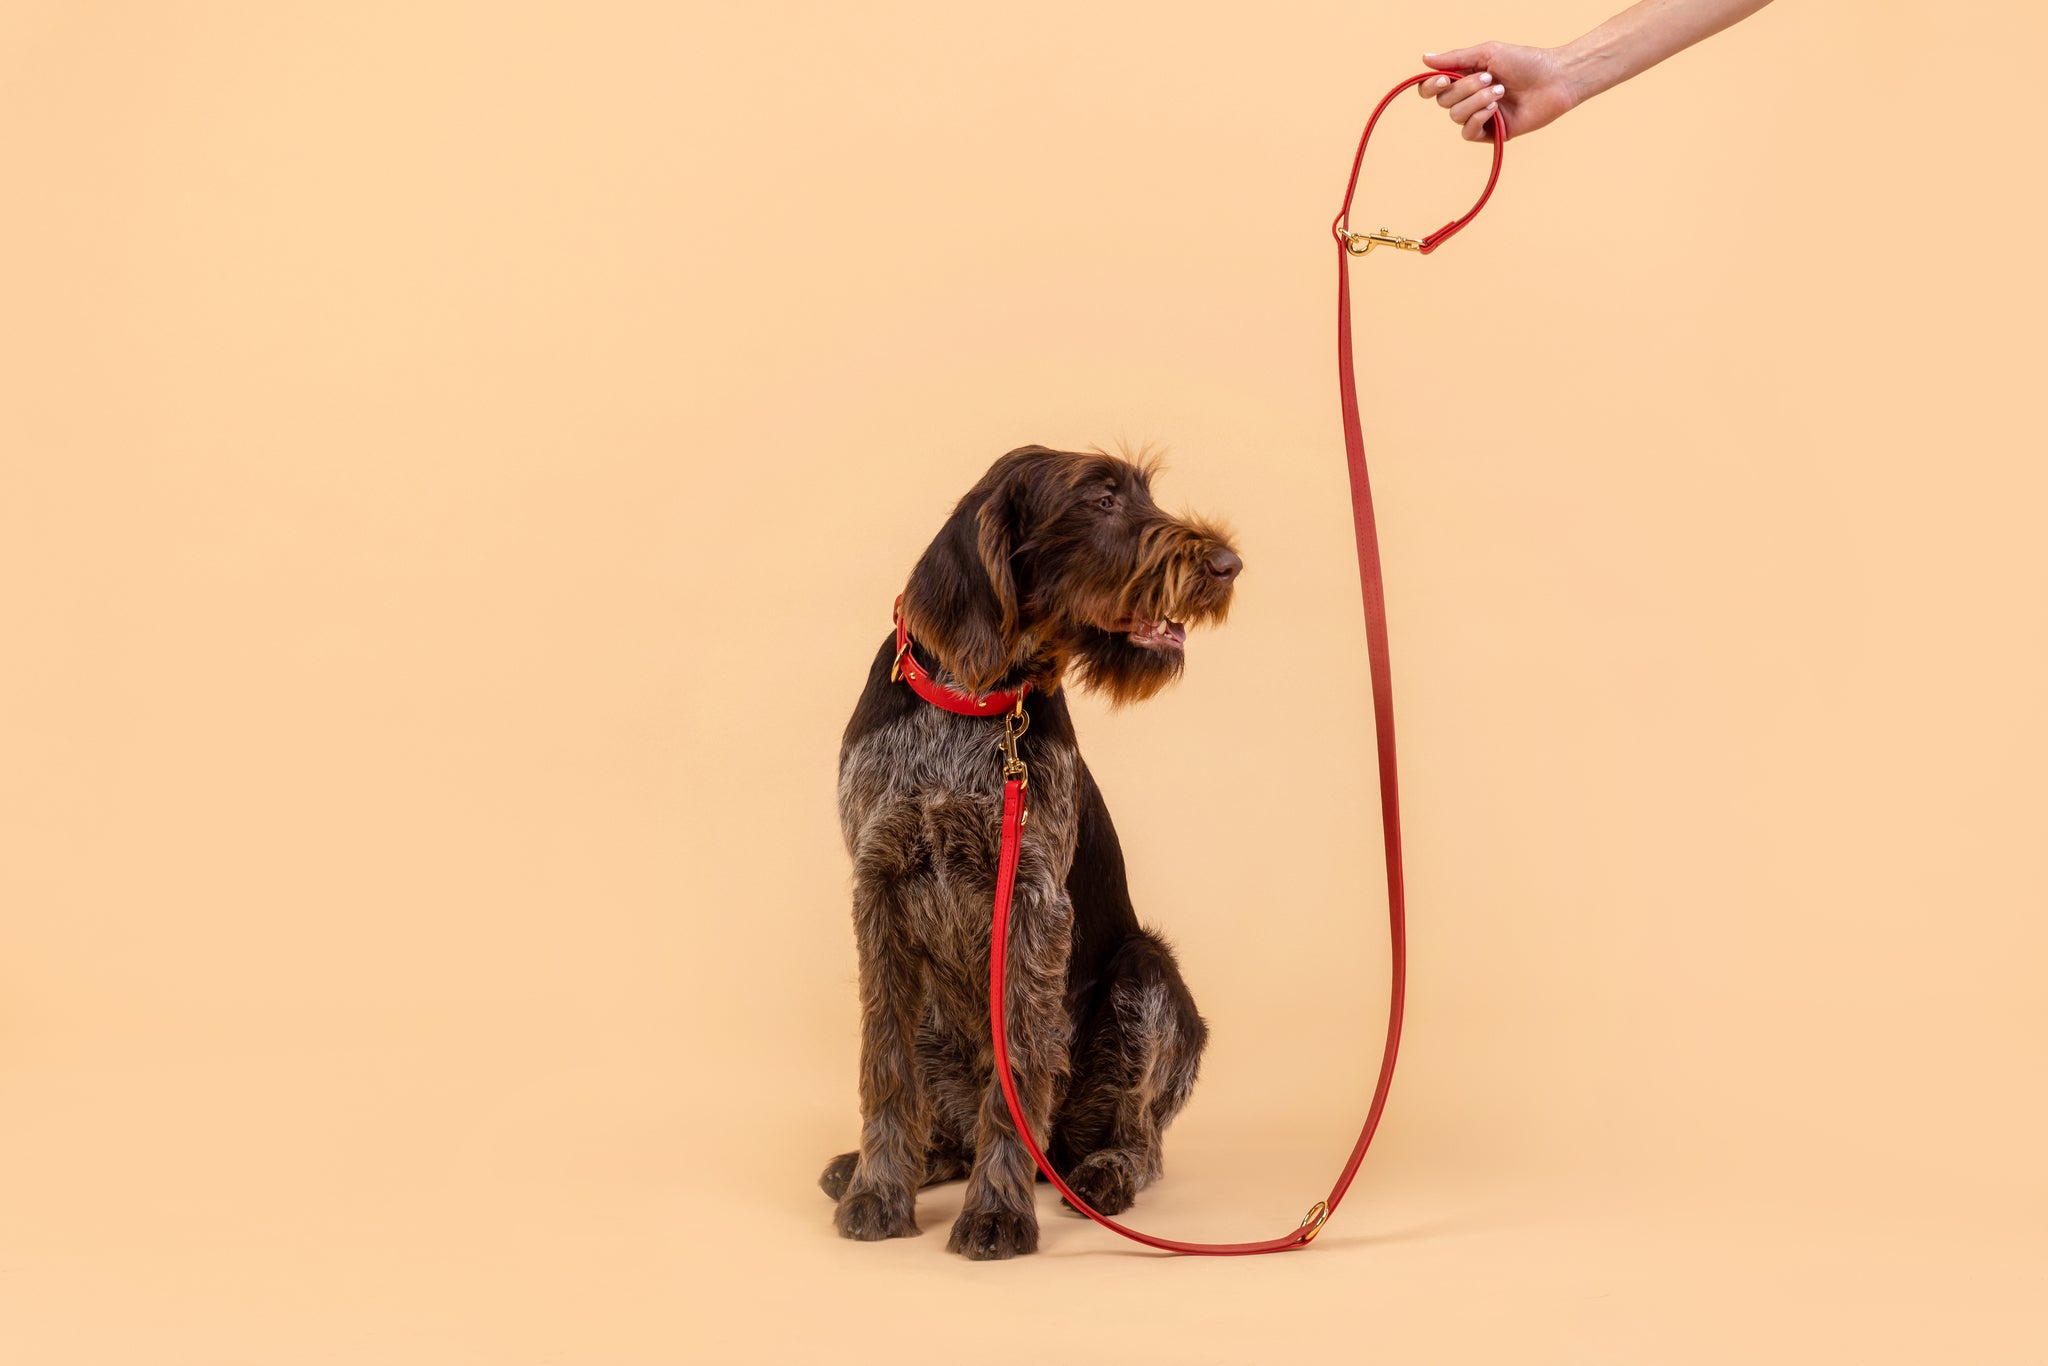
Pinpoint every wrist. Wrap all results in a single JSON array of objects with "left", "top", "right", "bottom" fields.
[{"left": 1552, "top": 36, "right": 1615, "bottom": 108}]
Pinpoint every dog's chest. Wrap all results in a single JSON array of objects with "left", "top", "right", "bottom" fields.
[
  {"left": 839, "top": 705, "right": 1080, "bottom": 978},
  {"left": 840, "top": 706, "right": 1007, "bottom": 823}
]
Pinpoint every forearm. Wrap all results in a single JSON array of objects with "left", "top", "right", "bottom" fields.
[{"left": 1559, "top": 0, "right": 1773, "bottom": 105}]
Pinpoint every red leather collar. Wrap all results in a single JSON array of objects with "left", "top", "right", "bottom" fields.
[{"left": 891, "top": 596, "right": 1030, "bottom": 717}]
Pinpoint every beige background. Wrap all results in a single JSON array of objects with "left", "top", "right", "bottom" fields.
[{"left": 3, "top": 2, "right": 2044, "bottom": 1362}]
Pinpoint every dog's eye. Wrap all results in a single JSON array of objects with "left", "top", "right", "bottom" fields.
[{"left": 1097, "top": 494, "right": 1117, "bottom": 511}]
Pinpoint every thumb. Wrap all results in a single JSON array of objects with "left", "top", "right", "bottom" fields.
[{"left": 1421, "top": 45, "right": 1489, "bottom": 73}]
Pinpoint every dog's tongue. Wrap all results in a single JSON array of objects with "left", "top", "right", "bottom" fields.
[{"left": 1163, "top": 620, "right": 1187, "bottom": 646}]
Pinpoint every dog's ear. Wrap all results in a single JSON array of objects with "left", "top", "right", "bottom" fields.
[
  {"left": 901, "top": 464, "right": 1030, "bottom": 694},
  {"left": 975, "top": 472, "right": 1024, "bottom": 641}
]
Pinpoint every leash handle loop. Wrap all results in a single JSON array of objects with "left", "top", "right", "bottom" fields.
[
  {"left": 986, "top": 70, "right": 1504, "bottom": 1256},
  {"left": 1333, "top": 71, "right": 1507, "bottom": 255}
]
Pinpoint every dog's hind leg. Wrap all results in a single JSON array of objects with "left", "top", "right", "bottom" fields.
[
  {"left": 1051, "top": 930, "right": 1207, "bottom": 1216},
  {"left": 1048, "top": 762, "right": 1208, "bottom": 1215},
  {"left": 817, "top": 1136, "right": 970, "bottom": 1201}
]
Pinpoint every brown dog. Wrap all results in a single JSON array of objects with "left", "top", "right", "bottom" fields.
[{"left": 820, "top": 444, "right": 1242, "bottom": 1259}]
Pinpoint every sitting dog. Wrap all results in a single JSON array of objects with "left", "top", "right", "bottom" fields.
[{"left": 819, "top": 444, "right": 1243, "bottom": 1259}]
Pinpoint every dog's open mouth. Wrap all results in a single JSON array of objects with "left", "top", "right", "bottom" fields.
[{"left": 1124, "top": 619, "right": 1187, "bottom": 653}]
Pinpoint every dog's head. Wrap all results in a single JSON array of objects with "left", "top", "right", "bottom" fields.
[{"left": 899, "top": 445, "right": 1241, "bottom": 705}]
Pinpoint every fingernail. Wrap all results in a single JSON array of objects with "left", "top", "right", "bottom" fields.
[
  {"left": 1491, "top": 84, "right": 1504, "bottom": 96},
  {"left": 1434, "top": 76, "right": 1449, "bottom": 88},
  {"left": 1478, "top": 72, "right": 1491, "bottom": 82},
  {"left": 1423, "top": 52, "right": 1437, "bottom": 59}
]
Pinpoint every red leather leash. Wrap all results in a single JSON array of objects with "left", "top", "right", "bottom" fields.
[{"left": 971, "top": 73, "right": 1502, "bottom": 1254}]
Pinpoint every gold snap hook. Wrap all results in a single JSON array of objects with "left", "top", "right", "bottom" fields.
[
  {"left": 995, "top": 699, "right": 1031, "bottom": 825},
  {"left": 998, "top": 704, "right": 1030, "bottom": 779},
  {"left": 1340, "top": 226, "right": 1424, "bottom": 255}
]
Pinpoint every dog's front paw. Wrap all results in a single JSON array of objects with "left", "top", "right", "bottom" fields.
[
  {"left": 818, "top": 1151, "right": 859, "bottom": 1201},
  {"left": 947, "top": 1206, "right": 1039, "bottom": 1260},
  {"left": 835, "top": 1188, "right": 919, "bottom": 1241},
  {"left": 1060, "top": 1152, "right": 1138, "bottom": 1216}
]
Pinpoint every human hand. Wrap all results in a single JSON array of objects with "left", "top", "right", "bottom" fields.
[{"left": 1415, "top": 42, "right": 1583, "bottom": 141}]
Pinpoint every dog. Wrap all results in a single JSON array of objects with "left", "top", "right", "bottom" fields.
[{"left": 819, "top": 444, "right": 1243, "bottom": 1259}]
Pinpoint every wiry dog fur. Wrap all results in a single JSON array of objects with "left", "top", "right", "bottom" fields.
[{"left": 820, "top": 444, "right": 1242, "bottom": 1259}]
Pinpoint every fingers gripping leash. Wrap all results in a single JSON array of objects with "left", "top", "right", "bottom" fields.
[{"left": 979, "top": 73, "right": 1505, "bottom": 1256}]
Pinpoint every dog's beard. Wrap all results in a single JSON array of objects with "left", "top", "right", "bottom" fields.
[
  {"left": 1067, "top": 622, "right": 1189, "bottom": 705},
  {"left": 1063, "top": 582, "right": 1232, "bottom": 707}
]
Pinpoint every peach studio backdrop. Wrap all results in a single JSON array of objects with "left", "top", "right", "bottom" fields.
[{"left": 2, "top": 2, "right": 2044, "bottom": 1362}]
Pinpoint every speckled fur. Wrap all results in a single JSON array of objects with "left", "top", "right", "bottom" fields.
[{"left": 819, "top": 446, "right": 1237, "bottom": 1260}]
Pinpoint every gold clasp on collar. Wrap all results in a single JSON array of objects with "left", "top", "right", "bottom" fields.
[{"left": 1340, "top": 226, "right": 1424, "bottom": 256}]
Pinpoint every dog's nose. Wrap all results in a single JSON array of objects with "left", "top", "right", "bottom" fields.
[{"left": 1206, "top": 548, "right": 1243, "bottom": 581}]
